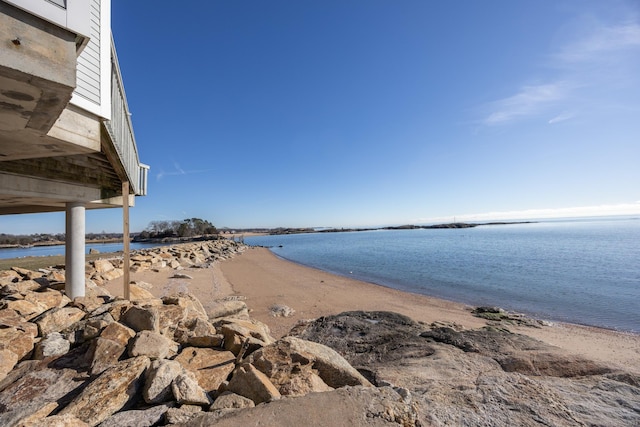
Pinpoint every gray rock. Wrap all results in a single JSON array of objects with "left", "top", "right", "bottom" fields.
[
  {"left": 0, "top": 401, "right": 59, "bottom": 427},
  {"left": 62, "top": 313, "right": 113, "bottom": 345},
  {"left": 207, "top": 300, "right": 248, "bottom": 319},
  {"left": 164, "top": 405, "right": 202, "bottom": 424},
  {"left": 127, "top": 330, "right": 178, "bottom": 360},
  {"left": 171, "top": 371, "right": 212, "bottom": 406},
  {"left": 21, "top": 413, "right": 89, "bottom": 426},
  {"left": 143, "top": 359, "right": 184, "bottom": 404},
  {"left": 96, "top": 403, "right": 173, "bottom": 427},
  {"left": 33, "top": 332, "right": 70, "bottom": 359},
  {"left": 269, "top": 303, "right": 295, "bottom": 318},
  {"left": 172, "top": 316, "right": 221, "bottom": 348},
  {"left": 121, "top": 306, "right": 159, "bottom": 332},
  {"left": 210, "top": 391, "right": 255, "bottom": 410}
]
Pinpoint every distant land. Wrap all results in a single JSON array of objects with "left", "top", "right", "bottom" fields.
[{"left": 263, "top": 221, "right": 536, "bottom": 235}]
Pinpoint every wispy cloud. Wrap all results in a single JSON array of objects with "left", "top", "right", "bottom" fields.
[
  {"left": 555, "top": 24, "right": 640, "bottom": 64},
  {"left": 548, "top": 111, "right": 576, "bottom": 124},
  {"left": 483, "top": 83, "right": 568, "bottom": 125},
  {"left": 156, "top": 162, "right": 213, "bottom": 180},
  {"left": 174, "top": 162, "right": 186, "bottom": 175},
  {"left": 480, "top": 20, "right": 640, "bottom": 126}
]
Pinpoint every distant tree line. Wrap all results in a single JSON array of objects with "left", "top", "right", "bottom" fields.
[{"left": 137, "top": 218, "right": 218, "bottom": 240}]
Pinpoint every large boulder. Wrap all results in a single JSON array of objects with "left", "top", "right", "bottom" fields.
[
  {"left": 128, "top": 283, "right": 157, "bottom": 303},
  {"left": 18, "top": 413, "right": 88, "bottom": 427},
  {"left": 99, "top": 321, "right": 135, "bottom": 347},
  {"left": 2, "top": 279, "right": 41, "bottom": 294},
  {"left": 0, "top": 269, "right": 21, "bottom": 286},
  {"left": 0, "top": 308, "right": 29, "bottom": 329},
  {"left": 209, "top": 391, "right": 255, "bottom": 411},
  {"left": 23, "top": 288, "right": 65, "bottom": 311},
  {"left": 2, "top": 299, "right": 48, "bottom": 321},
  {"left": 0, "top": 362, "right": 86, "bottom": 425},
  {"left": 34, "top": 307, "right": 85, "bottom": 336},
  {"left": 226, "top": 363, "right": 281, "bottom": 405},
  {"left": 33, "top": 332, "right": 70, "bottom": 359},
  {"left": 93, "top": 260, "right": 115, "bottom": 274},
  {"left": 216, "top": 317, "right": 274, "bottom": 356},
  {"left": 143, "top": 359, "right": 184, "bottom": 404},
  {"left": 0, "top": 349, "right": 18, "bottom": 382},
  {"left": 173, "top": 317, "right": 222, "bottom": 348},
  {"left": 59, "top": 356, "right": 151, "bottom": 426},
  {"left": 62, "top": 313, "right": 113, "bottom": 345},
  {"left": 207, "top": 299, "right": 248, "bottom": 319},
  {"left": 121, "top": 305, "right": 159, "bottom": 333},
  {"left": 171, "top": 371, "right": 212, "bottom": 406},
  {"left": 249, "top": 336, "right": 372, "bottom": 392},
  {"left": 162, "top": 293, "right": 208, "bottom": 321},
  {"left": 174, "top": 347, "right": 235, "bottom": 393},
  {"left": 92, "top": 403, "right": 172, "bottom": 427},
  {"left": 87, "top": 337, "right": 126, "bottom": 376},
  {"left": 128, "top": 330, "right": 178, "bottom": 360},
  {"left": 0, "top": 326, "right": 35, "bottom": 360}
]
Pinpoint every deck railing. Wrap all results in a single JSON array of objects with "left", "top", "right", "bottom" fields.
[{"left": 103, "top": 40, "right": 148, "bottom": 196}]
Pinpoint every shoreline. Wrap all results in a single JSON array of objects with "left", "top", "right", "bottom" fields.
[
  {"left": 63, "top": 244, "right": 640, "bottom": 374},
  {"left": 214, "top": 248, "right": 639, "bottom": 372},
  {"left": 248, "top": 244, "right": 638, "bottom": 336}
]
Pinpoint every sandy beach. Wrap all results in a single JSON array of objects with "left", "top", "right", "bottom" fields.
[{"left": 106, "top": 246, "right": 640, "bottom": 374}]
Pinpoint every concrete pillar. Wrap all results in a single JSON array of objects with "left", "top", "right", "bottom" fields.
[{"left": 65, "top": 201, "right": 86, "bottom": 299}]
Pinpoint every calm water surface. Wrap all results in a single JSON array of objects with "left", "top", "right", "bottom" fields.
[
  {"left": 0, "top": 242, "right": 163, "bottom": 258},
  {"left": 246, "top": 217, "right": 640, "bottom": 333}
]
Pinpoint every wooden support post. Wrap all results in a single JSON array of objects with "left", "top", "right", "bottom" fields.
[{"left": 122, "top": 181, "right": 131, "bottom": 300}]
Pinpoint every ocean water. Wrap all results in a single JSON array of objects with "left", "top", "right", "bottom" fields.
[
  {"left": 0, "top": 242, "right": 163, "bottom": 259},
  {"left": 245, "top": 217, "right": 640, "bottom": 333}
]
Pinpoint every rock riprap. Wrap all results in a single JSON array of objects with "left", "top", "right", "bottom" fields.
[{"left": 0, "top": 260, "right": 413, "bottom": 426}]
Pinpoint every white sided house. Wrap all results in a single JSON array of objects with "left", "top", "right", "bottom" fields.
[{"left": 0, "top": 0, "right": 148, "bottom": 298}]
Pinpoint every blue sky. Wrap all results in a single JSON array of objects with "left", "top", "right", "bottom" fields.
[{"left": 5, "top": 0, "right": 640, "bottom": 233}]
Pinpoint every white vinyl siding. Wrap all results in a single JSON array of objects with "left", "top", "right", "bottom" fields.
[{"left": 73, "top": 0, "right": 100, "bottom": 105}]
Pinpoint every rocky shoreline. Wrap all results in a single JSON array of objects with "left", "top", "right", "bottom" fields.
[{"left": 0, "top": 241, "right": 638, "bottom": 426}]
